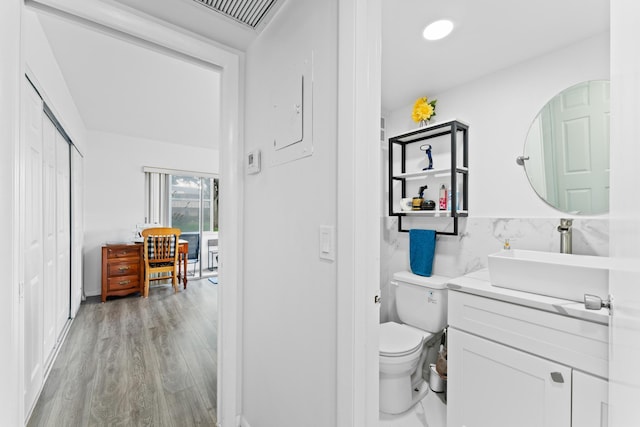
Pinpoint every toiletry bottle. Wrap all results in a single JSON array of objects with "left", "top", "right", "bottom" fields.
[
  {"left": 447, "top": 188, "right": 452, "bottom": 211},
  {"left": 439, "top": 184, "right": 447, "bottom": 210}
]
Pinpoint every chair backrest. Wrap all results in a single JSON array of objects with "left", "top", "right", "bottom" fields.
[
  {"left": 142, "top": 227, "right": 181, "bottom": 263},
  {"left": 180, "top": 232, "right": 200, "bottom": 260}
]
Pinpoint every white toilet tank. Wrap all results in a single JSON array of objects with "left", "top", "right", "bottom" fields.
[{"left": 393, "top": 271, "right": 449, "bottom": 332}]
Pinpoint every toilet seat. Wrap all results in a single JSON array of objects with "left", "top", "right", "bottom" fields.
[{"left": 379, "top": 322, "right": 424, "bottom": 357}]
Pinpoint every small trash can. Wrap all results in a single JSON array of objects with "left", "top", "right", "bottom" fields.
[{"left": 429, "top": 363, "right": 446, "bottom": 393}]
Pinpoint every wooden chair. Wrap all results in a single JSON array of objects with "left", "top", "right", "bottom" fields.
[{"left": 141, "top": 227, "right": 181, "bottom": 297}]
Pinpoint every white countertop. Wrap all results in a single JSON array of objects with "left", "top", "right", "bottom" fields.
[{"left": 447, "top": 269, "right": 609, "bottom": 325}]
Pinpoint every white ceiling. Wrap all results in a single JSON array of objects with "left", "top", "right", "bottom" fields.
[
  {"left": 36, "top": 0, "right": 610, "bottom": 149},
  {"left": 382, "top": 0, "right": 610, "bottom": 112},
  {"left": 38, "top": 12, "right": 221, "bottom": 149}
]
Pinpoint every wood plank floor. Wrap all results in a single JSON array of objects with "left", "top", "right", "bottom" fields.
[{"left": 28, "top": 278, "right": 218, "bottom": 427}]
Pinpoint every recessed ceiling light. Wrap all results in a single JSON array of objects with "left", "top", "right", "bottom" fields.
[{"left": 423, "top": 19, "right": 454, "bottom": 41}]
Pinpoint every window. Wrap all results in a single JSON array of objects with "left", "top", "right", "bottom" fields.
[
  {"left": 169, "top": 174, "right": 218, "bottom": 233},
  {"left": 144, "top": 168, "right": 219, "bottom": 278}
]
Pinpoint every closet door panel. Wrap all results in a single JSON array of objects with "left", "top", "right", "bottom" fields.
[
  {"left": 55, "top": 132, "right": 71, "bottom": 340},
  {"left": 71, "top": 148, "right": 83, "bottom": 317},
  {"left": 42, "top": 117, "right": 57, "bottom": 365},
  {"left": 22, "top": 80, "right": 44, "bottom": 416}
]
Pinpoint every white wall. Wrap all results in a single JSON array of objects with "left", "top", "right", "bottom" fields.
[
  {"left": 242, "top": 1, "right": 338, "bottom": 426},
  {"left": 83, "top": 130, "right": 219, "bottom": 296},
  {"left": 23, "top": 9, "right": 87, "bottom": 155},
  {"left": 381, "top": 33, "right": 611, "bottom": 322},
  {"left": 385, "top": 32, "right": 610, "bottom": 219}
]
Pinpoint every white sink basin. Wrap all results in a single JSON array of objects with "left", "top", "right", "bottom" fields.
[{"left": 487, "top": 249, "right": 609, "bottom": 302}]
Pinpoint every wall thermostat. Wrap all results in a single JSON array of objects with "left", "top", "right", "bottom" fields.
[{"left": 246, "top": 149, "right": 261, "bottom": 174}]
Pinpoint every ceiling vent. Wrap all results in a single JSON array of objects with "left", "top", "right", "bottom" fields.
[{"left": 192, "top": 0, "right": 278, "bottom": 29}]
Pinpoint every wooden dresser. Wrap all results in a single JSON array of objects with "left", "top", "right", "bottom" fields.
[{"left": 101, "top": 243, "right": 144, "bottom": 302}]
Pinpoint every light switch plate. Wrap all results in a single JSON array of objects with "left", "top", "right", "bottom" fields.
[
  {"left": 246, "top": 149, "right": 261, "bottom": 174},
  {"left": 319, "top": 225, "right": 335, "bottom": 261}
]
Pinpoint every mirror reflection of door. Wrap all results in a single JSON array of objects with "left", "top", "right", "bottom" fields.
[
  {"left": 548, "top": 81, "right": 610, "bottom": 214},
  {"left": 525, "top": 80, "right": 610, "bottom": 215}
]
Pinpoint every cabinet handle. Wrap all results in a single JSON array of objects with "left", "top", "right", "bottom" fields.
[
  {"left": 118, "top": 280, "right": 131, "bottom": 285},
  {"left": 118, "top": 266, "right": 130, "bottom": 271},
  {"left": 550, "top": 372, "right": 564, "bottom": 383},
  {"left": 117, "top": 252, "right": 128, "bottom": 256}
]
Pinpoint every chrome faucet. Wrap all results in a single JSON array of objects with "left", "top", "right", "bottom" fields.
[{"left": 557, "top": 219, "right": 573, "bottom": 254}]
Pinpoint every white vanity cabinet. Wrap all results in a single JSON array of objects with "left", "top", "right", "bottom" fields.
[
  {"left": 448, "top": 328, "right": 571, "bottom": 427},
  {"left": 573, "top": 371, "right": 609, "bottom": 427},
  {"left": 447, "top": 289, "right": 609, "bottom": 427}
]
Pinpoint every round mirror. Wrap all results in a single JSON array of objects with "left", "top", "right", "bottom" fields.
[{"left": 522, "top": 80, "right": 610, "bottom": 215}]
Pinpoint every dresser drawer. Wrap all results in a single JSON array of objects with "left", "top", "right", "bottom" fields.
[
  {"left": 107, "top": 274, "right": 140, "bottom": 291},
  {"left": 106, "top": 245, "right": 140, "bottom": 259},
  {"left": 107, "top": 260, "right": 140, "bottom": 277},
  {"left": 102, "top": 244, "right": 143, "bottom": 302}
]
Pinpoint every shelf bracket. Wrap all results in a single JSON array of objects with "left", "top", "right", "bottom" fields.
[{"left": 397, "top": 215, "right": 459, "bottom": 236}]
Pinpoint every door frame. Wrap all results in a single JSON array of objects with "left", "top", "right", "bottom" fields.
[
  {"left": 25, "top": 1, "right": 244, "bottom": 425},
  {"left": 609, "top": 0, "right": 640, "bottom": 424},
  {"left": 337, "top": 0, "right": 381, "bottom": 425},
  {"left": 1, "top": 0, "right": 22, "bottom": 424}
]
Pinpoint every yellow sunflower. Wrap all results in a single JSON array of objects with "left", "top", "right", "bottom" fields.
[{"left": 411, "top": 97, "right": 437, "bottom": 122}]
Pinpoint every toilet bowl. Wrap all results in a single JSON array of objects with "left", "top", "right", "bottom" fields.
[
  {"left": 379, "top": 272, "right": 449, "bottom": 415},
  {"left": 379, "top": 322, "right": 434, "bottom": 414}
]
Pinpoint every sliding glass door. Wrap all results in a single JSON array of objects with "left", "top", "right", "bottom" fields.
[{"left": 169, "top": 175, "right": 218, "bottom": 278}]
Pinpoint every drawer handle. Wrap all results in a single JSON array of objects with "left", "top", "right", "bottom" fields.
[
  {"left": 118, "top": 266, "right": 130, "bottom": 271},
  {"left": 118, "top": 280, "right": 131, "bottom": 285},
  {"left": 550, "top": 372, "right": 564, "bottom": 383},
  {"left": 117, "top": 252, "right": 128, "bottom": 256}
]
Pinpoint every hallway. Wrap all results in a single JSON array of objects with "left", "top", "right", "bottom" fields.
[{"left": 28, "top": 278, "right": 218, "bottom": 426}]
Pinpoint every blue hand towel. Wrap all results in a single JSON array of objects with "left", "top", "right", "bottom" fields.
[{"left": 409, "top": 229, "right": 436, "bottom": 277}]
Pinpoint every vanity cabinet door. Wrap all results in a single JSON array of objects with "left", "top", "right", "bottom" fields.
[
  {"left": 572, "top": 371, "right": 608, "bottom": 427},
  {"left": 448, "top": 328, "right": 572, "bottom": 427}
]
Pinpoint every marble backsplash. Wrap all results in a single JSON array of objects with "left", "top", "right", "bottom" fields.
[{"left": 380, "top": 216, "right": 609, "bottom": 322}]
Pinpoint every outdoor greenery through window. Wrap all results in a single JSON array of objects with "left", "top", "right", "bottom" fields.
[{"left": 170, "top": 175, "right": 219, "bottom": 233}]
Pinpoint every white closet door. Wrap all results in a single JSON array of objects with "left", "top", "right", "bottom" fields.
[
  {"left": 42, "top": 117, "right": 57, "bottom": 365},
  {"left": 22, "top": 80, "right": 44, "bottom": 416},
  {"left": 70, "top": 148, "right": 83, "bottom": 317},
  {"left": 55, "top": 130, "right": 71, "bottom": 340}
]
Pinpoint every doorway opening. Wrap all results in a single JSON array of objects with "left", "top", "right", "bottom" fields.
[{"left": 27, "top": 1, "right": 242, "bottom": 424}]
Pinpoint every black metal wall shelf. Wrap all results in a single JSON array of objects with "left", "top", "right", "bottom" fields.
[{"left": 388, "top": 119, "right": 469, "bottom": 235}]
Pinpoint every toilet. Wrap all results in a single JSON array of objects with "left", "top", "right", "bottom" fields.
[{"left": 379, "top": 271, "right": 449, "bottom": 415}]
